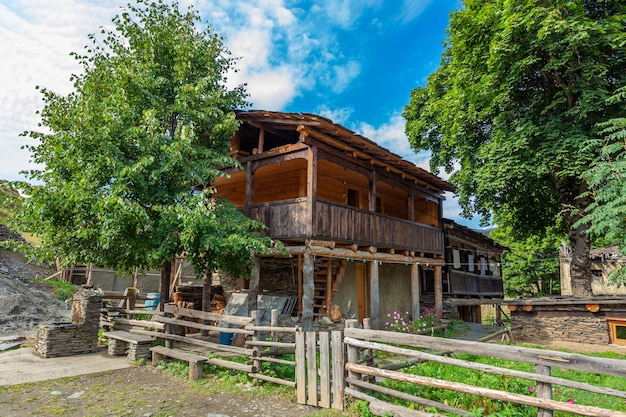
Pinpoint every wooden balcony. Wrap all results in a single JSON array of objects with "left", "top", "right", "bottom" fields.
[
  {"left": 448, "top": 270, "right": 504, "bottom": 297},
  {"left": 244, "top": 198, "right": 444, "bottom": 254}
]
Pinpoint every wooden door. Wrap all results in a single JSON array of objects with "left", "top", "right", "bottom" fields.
[{"left": 355, "top": 263, "right": 368, "bottom": 324}]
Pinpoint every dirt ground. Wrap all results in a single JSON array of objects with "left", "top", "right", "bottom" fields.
[{"left": 0, "top": 364, "right": 345, "bottom": 417}]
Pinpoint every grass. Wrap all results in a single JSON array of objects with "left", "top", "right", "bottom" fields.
[{"left": 30, "top": 277, "right": 79, "bottom": 302}]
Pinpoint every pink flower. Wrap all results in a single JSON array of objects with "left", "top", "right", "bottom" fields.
[
  {"left": 567, "top": 397, "right": 575, "bottom": 404},
  {"left": 529, "top": 386, "right": 535, "bottom": 393}
]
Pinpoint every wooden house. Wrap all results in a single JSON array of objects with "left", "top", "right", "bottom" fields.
[
  {"left": 560, "top": 245, "right": 626, "bottom": 296},
  {"left": 442, "top": 219, "right": 505, "bottom": 323},
  {"left": 214, "top": 111, "right": 451, "bottom": 329}
]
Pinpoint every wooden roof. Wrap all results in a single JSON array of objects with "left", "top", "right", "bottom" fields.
[{"left": 235, "top": 110, "right": 452, "bottom": 194}]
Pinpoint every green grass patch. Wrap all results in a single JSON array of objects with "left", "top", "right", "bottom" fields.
[{"left": 30, "top": 277, "right": 79, "bottom": 301}]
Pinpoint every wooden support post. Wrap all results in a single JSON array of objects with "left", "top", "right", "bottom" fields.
[
  {"left": 307, "top": 146, "right": 317, "bottom": 233},
  {"left": 252, "top": 310, "right": 261, "bottom": 373},
  {"left": 434, "top": 265, "right": 443, "bottom": 315},
  {"left": 345, "top": 319, "right": 360, "bottom": 385},
  {"left": 302, "top": 249, "right": 314, "bottom": 331},
  {"left": 326, "top": 259, "right": 333, "bottom": 316},
  {"left": 258, "top": 127, "right": 265, "bottom": 153},
  {"left": 411, "top": 263, "right": 420, "bottom": 320},
  {"left": 297, "top": 255, "right": 303, "bottom": 318},
  {"left": 369, "top": 261, "right": 379, "bottom": 328},
  {"left": 295, "top": 328, "right": 306, "bottom": 404},
  {"left": 306, "top": 331, "right": 318, "bottom": 406},
  {"left": 160, "top": 260, "right": 171, "bottom": 313},
  {"left": 331, "top": 330, "right": 345, "bottom": 410},
  {"left": 271, "top": 308, "right": 279, "bottom": 343},
  {"left": 248, "top": 256, "right": 260, "bottom": 314},
  {"left": 536, "top": 365, "right": 553, "bottom": 417},
  {"left": 201, "top": 268, "right": 212, "bottom": 337},
  {"left": 245, "top": 161, "right": 254, "bottom": 208},
  {"left": 319, "top": 331, "right": 331, "bottom": 408}
]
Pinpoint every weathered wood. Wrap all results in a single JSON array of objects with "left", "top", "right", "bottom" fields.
[
  {"left": 537, "top": 364, "right": 553, "bottom": 417},
  {"left": 343, "top": 328, "right": 626, "bottom": 378},
  {"left": 306, "top": 331, "right": 318, "bottom": 406},
  {"left": 346, "top": 363, "right": 626, "bottom": 417},
  {"left": 434, "top": 265, "right": 443, "bottom": 314},
  {"left": 207, "top": 357, "right": 255, "bottom": 373},
  {"left": 164, "top": 305, "right": 254, "bottom": 326},
  {"left": 347, "top": 377, "right": 470, "bottom": 416},
  {"left": 103, "top": 317, "right": 165, "bottom": 331},
  {"left": 343, "top": 336, "right": 626, "bottom": 398},
  {"left": 131, "top": 329, "right": 253, "bottom": 356},
  {"left": 285, "top": 245, "right": 445, "bottom": 265},
  {"left": 411, "top": 263, "right": 420, "bottom": 320},
  {"left": 345, "top": 320, "right": 360, "bottom": 383},
  {"left": 251, "top": 310, "right": 261, "bottom": 373},
  {"left": 103, "top": 331, "right": 153, "bottom": 344},
  {"left": 248, "top": 372, "right": 296, "bottom": 388},
  {"left": 477, "top": 325, "right": 521, "bottom": 343},
  {"left": 154, "top": 316, "right": 253, "bottom": 335},
  {"left": 331, "top": 330, "right": 344, "bottom": 411},
  {"left": 319, "top": 331, "right": 331, "bottom": 408},
  {"left": 150, "top": 346, "right": 207, "bottom": 381},
  {"left": 255, "top": 356, "right": 296, "bottom": 366},
  {"left": 345, "top": 388, "right": 442, "bottom": 417},
  {"left": 302, "top": 250, "right": 314, "bottom": 330},
  {"left": 369, "top": 261, "right": 379, "bottom": 328},
  {"left": 244, "top": 325, "right": 297, "bottom": 333},
  {"left": 245, "top": 340, "right": 295, "bottom": 348},
  {"left": 248, "top": 258, "right": 260, "bottom": 313},
  {"left": 295, "top": 329, "right": 306, "bottom": 405}
]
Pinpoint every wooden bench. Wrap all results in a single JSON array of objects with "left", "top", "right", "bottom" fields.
[
  {"left": 103, "top": 330, "right": 154, "bottom": 361},
  {"left": 150, "top": 346, "right": 207, "bottom": 381}
]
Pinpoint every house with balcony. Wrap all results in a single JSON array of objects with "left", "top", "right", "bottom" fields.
[
  {"left": 442, "top": 219, "right": 505, "bottom": 323},
  {"left": 214, "top": 110, "right": 452, "bottom": 329}
]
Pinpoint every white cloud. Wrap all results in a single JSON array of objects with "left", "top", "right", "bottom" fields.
[
  {"left": 330, "top": 61, "right": 361, "bottom": 94},
  {"left": 315, "top": 0, "right": 383, "bottom": 29},
  {"left": 316, "top": 106, "right": 354, "bottom": 125},
  {"left": 398, "top": 0, "right": 434, "bottom": 24}
]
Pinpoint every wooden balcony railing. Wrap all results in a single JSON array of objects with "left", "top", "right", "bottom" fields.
[
  {"left": 244, "top": 198, "right": 444, "bottom": 254},
  {"left": 448, "top": 270, "right": 503, "bottom": 297}
]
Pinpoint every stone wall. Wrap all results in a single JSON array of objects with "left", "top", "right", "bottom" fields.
[
  {"left": 508, "top": 298, "right": 626, "bottom": 345},
  {"left": 34, "top": 288, "right": 101, "bottom": 357}
]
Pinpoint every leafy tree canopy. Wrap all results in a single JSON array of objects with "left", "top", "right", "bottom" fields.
[
  {"left": 404, "top": 0, "right": 626, "bottom": 295},
  {"left": 13, "top": 0, "right": 278, "bottom": 280}
]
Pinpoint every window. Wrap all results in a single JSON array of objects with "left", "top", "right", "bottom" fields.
[
  {"left": 347, "top": 188, "right": 360, "bottom": 208},
  {"left": 608, "top": 319, "right": 626, "bottom": 345}
]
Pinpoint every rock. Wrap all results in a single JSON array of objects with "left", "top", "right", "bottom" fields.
[
  {"left": 330, "top": 304, "right": 342, "bottom": 323},
  {"left": 67, "top": 390, "right": 86, "bottom": 399}
]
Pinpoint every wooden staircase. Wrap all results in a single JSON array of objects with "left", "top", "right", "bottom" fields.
[{"left": 313, "top": 258, "right": 346, "bottom": 317}]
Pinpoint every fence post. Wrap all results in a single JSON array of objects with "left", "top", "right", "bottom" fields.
[
  {"left": 536, "top": 364, "right": 553, "bottom": 417},
  {"left": 345, "top": 319, "right": 360, "bottom": 386},
  {"left": 251, "top": 310, "right": 261, "bottom": 373},
  {"left": 271, "top": 308, "right": 279, "bottom": 343},
  {"left": 319, "top": 331, "right": 331, "bottom": 408},
  {"left": 295, "top": 327, "right": 306, "bottom": 405},
  {"left": 331, "top": 330, "right": 345, "bottom": 410},
  {"left": 306, "top": 331, "right": 318, "bottom": 406}
]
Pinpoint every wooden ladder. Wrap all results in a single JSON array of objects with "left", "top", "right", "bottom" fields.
[{"left": 313, "top": 258, "right": 346, "bottom": 317}]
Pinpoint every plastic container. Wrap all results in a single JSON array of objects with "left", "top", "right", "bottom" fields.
[
  {"left": 219, "top": 332, "right": 233, "bottom": 345},
  {"left": 145, "top": 293, "right": 161, "bottom": 310}
]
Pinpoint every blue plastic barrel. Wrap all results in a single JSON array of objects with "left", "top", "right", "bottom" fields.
[
  {"left": 219, "top": 332, "right": 233, "bottom": 345},
  {"left": 145, "top": 293, "right": 160, "bottom": 310}
]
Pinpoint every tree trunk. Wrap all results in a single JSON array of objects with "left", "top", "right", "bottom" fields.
[
  {"left": 160, "top": 260, "right": 172, "bottom": 312},
  {"left": 201, "top": 268, "right": 212, "bottom": 337},
  {"left": 554, "top": 175, "right": 592, "bottom": 297}
]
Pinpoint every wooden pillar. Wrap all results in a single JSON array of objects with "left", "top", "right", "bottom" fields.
[
  {"left": 297, "top": 255, "right": 303, "bottom": 318},
  {"left": 369, "top": 260, "right": 379, "bottom": 328},
  {"left": 369, "top": 171, "right": 377, "bottom": 213},
  {"left": 411, "top": 263, "right": 420, "bottom": 320},
  {"left": 408, "top": 189, "right": 414, "bottom": 222},
  {"left": 307, "top": 147, "right": 318, "bottom": 235},
  {"left": 245, "top": 161, "right": 254, "bottom": 208},
  {"left": 326, "top": 259, "right": 332, "bottom": 316},
  {"left": 536, "top": 365, "right": 553, "bottom": 417},
  {"left": 159, "top": 260, "right": 172, "bottom": 312},
  {"left": 302, "top": 249, "right": 314, "bottom": 331},
  {"left": 258, "top": 127, "right": 265, "bottom": 153},
  {"left": 201, "top": 268, "right": 212, "bottom": 337},
  {"left": 248, "top": 256, "right": 260, "bottom": 314},
  {"left": 434, "top": 265, "right": 443, "bottom": 315}
]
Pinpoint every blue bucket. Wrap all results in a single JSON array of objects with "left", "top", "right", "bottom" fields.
[
  {"left": 145, "top": 293, "right": 160, "bottom": 310},
  {"left": 219, "top": 332, "right": 233, "bottom": 346}
]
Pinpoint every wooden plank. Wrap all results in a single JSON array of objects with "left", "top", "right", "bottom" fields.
[
  {"left": 248, "top": 372, "right": 296, "bottom": 388},
  {"left": 343, "top": 336, "right": 626, "bottom": 399},
  {"left": 345, "top": 320, "right": 360, "bottom": 382},
  {"left": 369, "top": 261, "right": 379, "bottom": 327},
  {"left": 346, "top": 377, "right": 466, "bottom": 416},
  {"left": 103, "top": 331, "right": 153, "bottom": 344},
  {"left": 207, "top": 357, "right": 255, "bottom": 373},
  {"left": 150, "top": 346, "right": 207, "bottom": 363},
  {"left": 245, "top": 340, "right": 295, "bottom": 348},
  {"left": 346, "top": 363, "right": 626, "bottom": 417},
  {"left": 131, "top": 329, "right": 253, "bottom": 356},
  {"left": 295, "top": 329, "right": 307, "bottom": 405},
  {"left": 244, "top": 325, "right": 297, "bottom": 333},
  {"left": 306, "top": 331, "right": 318, "bottom": 406},
  {"left": 164, "top": 305, "right": 253, "bottom": 326},
  {"left": 537, "top": 364, "right": 553, "bottom": 417},
  {"left": 343, "top": 328, "right": 626, "bottom": 378},
  {"left": 331, "top": 330, "right": 345, "bottom": 410},
  {"left": 319, "top": 331, "right": 331, "bottom": 408},
  {"left": 155, "top": 315, "right": 253, "bottom": 335}
]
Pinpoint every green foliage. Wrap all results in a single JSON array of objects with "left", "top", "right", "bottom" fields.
[
  {"left": 12, "top": 0, "right": 280, "bottom": 278},
  {"left": 578, "top": 86, "right": 626, "bottom": 284},
  {"left": 490, "top": 224, "right": 564, "bottom": 297},
  {"left": 403, "top": 0, "right": 626, "bottom": 290},
  {"left": 30, "top": 277, "right": 78, "bottom": 301},
  {"left": 0, "top": 181, "right": 21, "bottom": 225}
]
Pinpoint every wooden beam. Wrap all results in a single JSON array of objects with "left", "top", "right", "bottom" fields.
[
  {"left": 284, "top": 245, "right": 445, "bottom": 265},
  {"left": 302, "top": 249, "right": 314, "bottom": 331},
  {"left": 370, "top": 260, "right": 379, "bottom": 328}
]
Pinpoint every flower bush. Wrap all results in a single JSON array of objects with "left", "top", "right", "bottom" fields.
[{"left": 384, "top": 307, "right": 448, "bottom": 336}]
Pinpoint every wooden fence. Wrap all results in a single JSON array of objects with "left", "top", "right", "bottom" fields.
[{"left": 343, "top": 321, "right": 626, "bottom": 417}]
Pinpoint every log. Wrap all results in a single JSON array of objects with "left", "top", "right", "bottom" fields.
[
  {"left": 248, "top": 372, "right": 296, "bottom": 388},
  {"left": 285, "top": 245, "right": 445, "bottom": 265},
  {"left": 343, "top": 328, "right": 626, "bottom": 377},
  {"left": 346, "top": 363, "right": 626, "bottom": 417},
  {"left": 164, "top": 305, "right": 254, "bottom": 326},
  {"left": 343, "top": 336, "right": 626, "bottom": 399},
  {"left": 346, "top": 377, "right": 466, "bottom": 416},
  {"left": 344, "top": 388, "right": 444, "bottom": 417},
  {"left": 130, "top": 329, "right": 253, "bottom": 356},
  {"left": 477, "top": 325, "right": 522, "bottom": 343},
  {"left": 155, "top": 316, "right": 253, "bottom": 335},
  {"left": 245, "top": 340, "right": 295, "bottom": 348}
]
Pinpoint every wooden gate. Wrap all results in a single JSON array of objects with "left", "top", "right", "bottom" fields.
[{"left": 295, "top": 329, "right": 344, "bottom": 410}]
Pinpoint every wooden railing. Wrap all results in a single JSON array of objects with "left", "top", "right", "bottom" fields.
[
  {"left": 245, "top": 198, "right": 444, "bottom": 254},
  {"left": 449, "top": 270, "right": 503, "bottom": 297},
  {"left": 343, "top": 323, "right": 626, "bottom": 417}
]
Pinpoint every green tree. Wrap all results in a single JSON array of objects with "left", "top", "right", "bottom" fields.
[
  {"left": 490, "top": 222, "right": 563, "bottom": 297},
  {"left": 404, "top": 0, "right": 626, "bottom": 296},
  {"left": 14, "top": 0, "right": 278, "bottom": 307},
  {"left": 579, "top": 86, "right": 626, "bottom": 284}
]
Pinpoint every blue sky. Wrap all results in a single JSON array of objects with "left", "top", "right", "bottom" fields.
[{"left": 0, "top": 1, "right": 478, "bottom": 227}]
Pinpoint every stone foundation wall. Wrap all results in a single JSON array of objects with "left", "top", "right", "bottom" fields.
[
  {"left": 34, "top": 288, "right": 101, "bottom": 357},
  {"left": 509, "top": 300, "right": 626, "bottom": 345}
]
